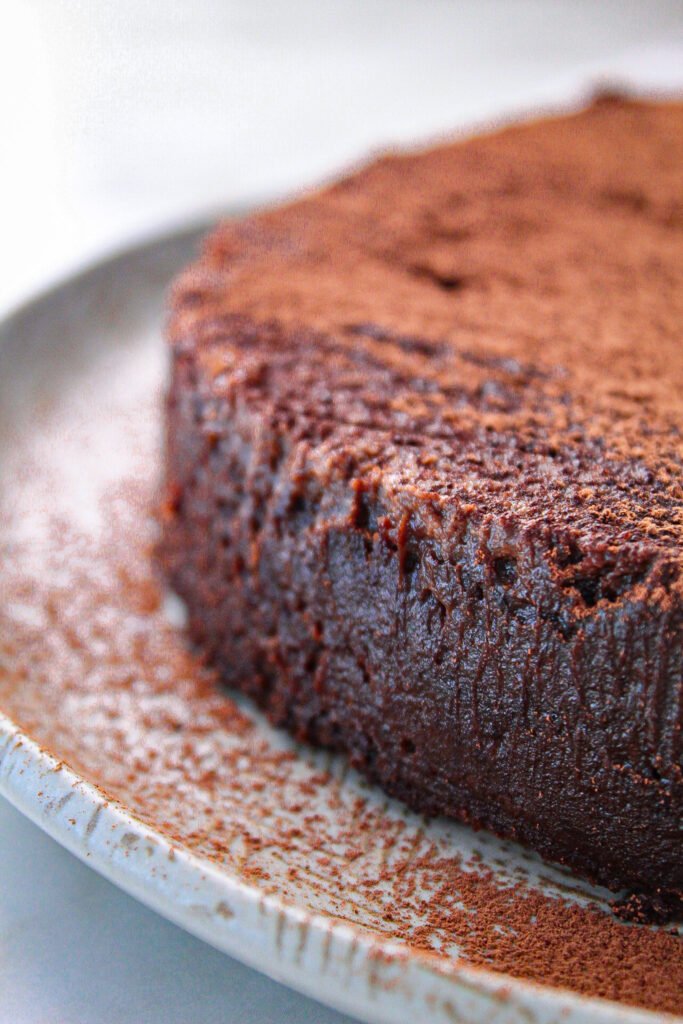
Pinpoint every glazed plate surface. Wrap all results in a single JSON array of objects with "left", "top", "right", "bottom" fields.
[{"left": 0, "top": 226, "right": 680, "bottom": 1024}]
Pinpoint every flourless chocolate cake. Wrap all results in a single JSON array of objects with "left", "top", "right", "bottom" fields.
[{"left": 160, "top": 95, "right": 683, "bottom": 917}]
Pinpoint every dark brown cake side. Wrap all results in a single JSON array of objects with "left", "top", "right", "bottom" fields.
[{"left": 160, "top": 96, "right": 683, "bottom": 913}]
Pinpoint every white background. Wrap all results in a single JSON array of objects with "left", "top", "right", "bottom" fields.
[{"left": 1, "top": 3, "right": 682, "bottom": 1021}]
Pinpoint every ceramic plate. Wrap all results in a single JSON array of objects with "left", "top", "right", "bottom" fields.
[{"left": 0, "top": 225, "right": 680, "bottom": 1024}]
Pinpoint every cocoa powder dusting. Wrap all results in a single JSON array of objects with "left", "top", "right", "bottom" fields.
[{"left": 0, "top": 329, "right": 681, "bottom": 1015}]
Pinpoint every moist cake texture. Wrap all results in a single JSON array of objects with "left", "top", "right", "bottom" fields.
[{"left": 160, "top": 95, "right": 683, "bottom": 914}]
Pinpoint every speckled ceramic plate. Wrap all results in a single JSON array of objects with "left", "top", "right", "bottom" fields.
[{"left": 0, "top": 225, "right": 680, "bottom": 1024}]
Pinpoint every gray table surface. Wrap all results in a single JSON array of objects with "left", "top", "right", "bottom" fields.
[{"left": 1, "top": 2, "right": 682, "bottom": 1021}]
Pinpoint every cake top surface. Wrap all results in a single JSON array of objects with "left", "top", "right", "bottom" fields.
[{"left": 171, "top": 95, "right": 683, "bottom": 604}]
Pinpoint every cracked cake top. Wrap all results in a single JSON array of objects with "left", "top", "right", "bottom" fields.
[{"left": 169, "top": 94, "right": 683, "bottom": 614}]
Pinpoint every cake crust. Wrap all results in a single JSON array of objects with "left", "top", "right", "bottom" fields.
[{"left": 160, "top": 96, "right": 683, "bottom": 913}]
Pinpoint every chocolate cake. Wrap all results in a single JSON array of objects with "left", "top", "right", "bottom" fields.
[{"left": 160, "top": 95, "right": 683, "bottom": 915}]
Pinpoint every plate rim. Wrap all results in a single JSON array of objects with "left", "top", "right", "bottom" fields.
[
  {"left": 0, "top": 226, "right": 679, "bottom": 1024},
  {"left": 1, "top": 709, "right": 672, "bottom": 1024}
]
